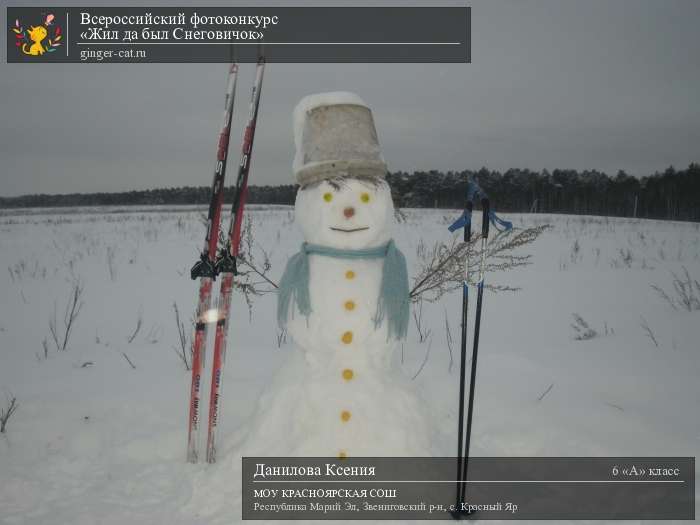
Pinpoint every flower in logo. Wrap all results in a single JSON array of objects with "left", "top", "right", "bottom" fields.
[{"left": 11, "top": 14, "right": 62, "bottom": 56}]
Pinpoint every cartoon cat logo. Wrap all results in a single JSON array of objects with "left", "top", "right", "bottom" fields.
[
  {"left": 11, "top": 13, "right": 62, "bottom": 57},
  {"left": 23, "top": 25, "right": 48, "bottom": 55}
]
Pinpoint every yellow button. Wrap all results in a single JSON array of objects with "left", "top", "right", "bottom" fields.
[
  {"left": 341, "top": 331, "right": 353, "bottom": 344},
  {"left": 340, "top": 410, "right": 351, "bottom": 422},
  {"left": 338, "top": 450, "right": 348, "bottom": 459},
  {"left": 345, "top": 270, "right": 355, "bottom": 280},
  {"left": 342, "top": 369, "right": 354, "bottom": 381},
  {"left": 344, "top": 300, "right": 355, "bottom": 311}
]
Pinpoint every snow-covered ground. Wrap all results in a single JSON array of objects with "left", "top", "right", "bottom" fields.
[{"left": 0, "top": 205, "right": 698, "bottom": 524}]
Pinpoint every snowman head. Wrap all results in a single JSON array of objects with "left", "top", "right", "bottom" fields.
[
  {"left": 295, "top": 177, "right": 394, "bottom": 250},
  {"left": 292, "top": 92, "right": 394, "bottom": 249}
]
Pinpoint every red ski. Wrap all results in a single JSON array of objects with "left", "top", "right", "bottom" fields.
[
  {"left": 187, "top": 63, "right": 239, "bottom": 464},
  {"left": 206, "top": 55, "right": 266, "bottom": 463}
]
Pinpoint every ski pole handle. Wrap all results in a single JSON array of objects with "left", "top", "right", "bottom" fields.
[
  {"left": 464, "top": 201, "right": 473, "bottom": 243},
  {"left": 481, "top": 198, "right": 490, "bottom": 239},
  {"left": 447, "top": 202, "right": 472, "bottom": 237},
  {"left": 477, "top": 199, "right": 490, "bottom": 284}
]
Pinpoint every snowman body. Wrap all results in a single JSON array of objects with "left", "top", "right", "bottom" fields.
[
  {"left": 289, "top": 253, "right": 390, "bottom": 365},
  {"left": 236, "top": 93, "right": 436, "bottom": 458},
  {"left": 237, "top": 178, "right": 436, "bottom": 459}
]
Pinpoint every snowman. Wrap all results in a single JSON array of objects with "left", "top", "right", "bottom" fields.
[
  {"left": 185, "top": 93, "right": 442, "bottom": 522},
  {"left": 236, "top": 92, "right": 438, "bottom": 459}
]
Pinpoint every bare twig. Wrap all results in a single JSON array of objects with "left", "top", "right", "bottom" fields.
[
  {"left": 106, "top": 246, "right": 117, "bottom": 281},
  {"left": 411, "top": 336, "right": 433, "bottom": 380},
  {"left": 127, "top": 309, "right": 143, "bottom": 344},
  {"left": 409, "top": 239, "right": 463, "bottom": 300},
  {"left": 444, "top": 308, "right": 454, "bottom": 373},
  {"left": 121, "top": 352, "right": 136, "bottom": 369},
  {"left": 238, "top": 253, "right": 278, "bottom": 290},
  {"left": 48, "top": 281, "right": 84, "bottom": 352},
  {"left": 49, "top": 306, "right": 60, "bottom": 352},
  {"left": 652, "top": 267, "right": 700, "bottom": 311},
  {"left": 410, "top": 225, "right": 548, "bottom": 302},
  {"left": 0, "top": 395, "right": 18, "bottom": 433},
  {"left": 640, "top": 316, "right": 659, "bottom": 348},
  {"left": 237, "top": 216, "right": 277, "bottom": 292},
  {"left": 230, "top": 216, "right": 279, "bottom": 320},
  {"left": 651, "top": 284, "right": 678, "bottom": 311},
  {"left": 276, "top": 327, "right": 287, "bottom": 348},
  {"left": 537, "top": 383, "right": 554, "bottom": 402},
  {"left": 172, "top": 302, "right": 192, "bottom": 370},
  {"left": 144, "top": 324, "right": 161, "bottom": 344},
  {"left": 412, "top": 297, "right": 432, "bottom": 343}
]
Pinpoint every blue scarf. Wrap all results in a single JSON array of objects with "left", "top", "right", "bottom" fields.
[{"left": 277, "top": 240, "right": 409, "bottom": 340}]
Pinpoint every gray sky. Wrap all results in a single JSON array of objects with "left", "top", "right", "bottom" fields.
[{"left": 1, "top": 0, "right": 699, "bottom": 196}]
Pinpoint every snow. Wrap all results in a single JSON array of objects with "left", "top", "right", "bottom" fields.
[{"left": 0, "top": 205, "right": 699, "bottom": 524}]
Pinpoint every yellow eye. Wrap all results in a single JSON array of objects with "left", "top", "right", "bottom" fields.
[
  {"left": 323, "top": 192, "right": 333, "bottom": 202},
  {"left": 360, "top": 192, "right": 370, "bottom": 203}
]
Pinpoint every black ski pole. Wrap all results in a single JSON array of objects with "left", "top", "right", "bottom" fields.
[
  {"left": 459, "top": 197, "right": 490, "bottom": 511},
  {"left": 448, "top": 199, "right": 473, "bottom": 515}
]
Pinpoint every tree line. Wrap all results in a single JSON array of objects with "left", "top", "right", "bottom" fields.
[{"left": 1, "top": 164, "right": 698, "bottom": 221}]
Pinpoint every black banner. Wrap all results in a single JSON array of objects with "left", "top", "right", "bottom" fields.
[
  {"left": 6, "top": 7, "right": 470, "bottom": 63},
  {"left": 242, "top": 457, "right": 695, "bottom": 520}
]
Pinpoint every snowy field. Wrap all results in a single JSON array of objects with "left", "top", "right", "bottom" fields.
[{"left": 0, "top": 205, "right": 698, "bottom": 524}]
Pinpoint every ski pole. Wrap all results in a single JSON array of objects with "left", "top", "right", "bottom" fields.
[
  {"left": 448, "top": 198, "right": 472, "bottom": 513},
  {"left": 458, "top": 197, "right": 490, "bottom": 514},
  {"left": 187, "top": 62, "right": 240, "bottom": 464},
  {"left": 449, "top": 179, "right": 512, "bottom": 518},
  {"left": 207, "top": 53, "right": 266, "bottom": 464}
]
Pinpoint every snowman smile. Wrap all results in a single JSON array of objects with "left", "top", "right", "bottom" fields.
[{"left": 330, "top": 226, "right": 370, "bottom": 233}]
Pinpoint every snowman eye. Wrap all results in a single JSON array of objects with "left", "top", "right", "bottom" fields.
[
  {"left": 323, "top": 192, "right": 333, "bottom": 202},
  {"left": 360, "top": 192, "right": 370, "bottom": 203}
]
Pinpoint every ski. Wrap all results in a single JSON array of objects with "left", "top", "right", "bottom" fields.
[
  {"left": 206, "top": 55, "right": 266, "bottom": 464},
  {"left": 187, "top": 62, "right": 240, "bottom": 464}
]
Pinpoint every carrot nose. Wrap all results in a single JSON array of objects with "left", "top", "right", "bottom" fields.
[{"left": 344, "top": 207, "right": 355, "bottom": 219}]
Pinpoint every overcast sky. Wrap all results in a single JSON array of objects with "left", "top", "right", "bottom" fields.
[{"left": 1, "top": 0, "right": 699, "bottom": 196}]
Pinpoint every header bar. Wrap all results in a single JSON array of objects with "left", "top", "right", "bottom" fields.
[{"left": 7, "top": 7, "right": 471, "bottom": 63}]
